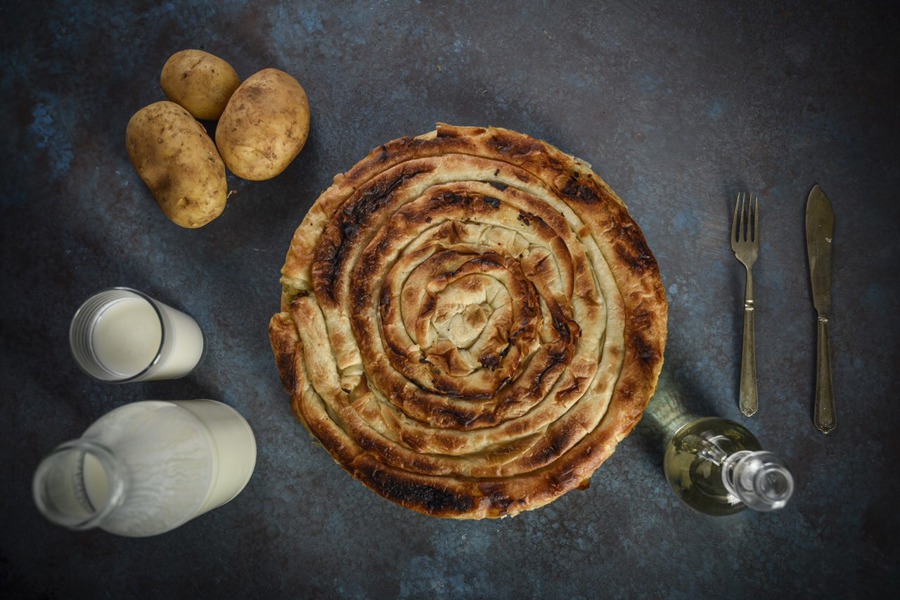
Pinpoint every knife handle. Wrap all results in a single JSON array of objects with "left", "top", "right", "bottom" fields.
[
  {"left": 814, "top": 315, "right": 836, "bottom": 434},
  {"left": 739, "top": 300, "right": 758, "bottom": 417}
]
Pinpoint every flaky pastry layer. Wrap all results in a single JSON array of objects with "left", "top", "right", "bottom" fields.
[{"left": 270, "top": 124, "right": 667, "bottom": 518}]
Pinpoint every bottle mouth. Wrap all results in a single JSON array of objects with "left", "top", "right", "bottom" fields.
[
  {"left": 722, "top": 451, "right": 795, "bottom": 512},
  {"left": 32, "top": 440, "right": 128, "bottom": 530},
  {"left": 68, "top": 287, "right": 167, "bottom": 383}
]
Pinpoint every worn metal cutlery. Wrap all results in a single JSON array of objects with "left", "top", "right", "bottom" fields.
[
  {"left": 806, "top": 184, "right": 836, "bottom": 434},
  {"left": 731, "top": 193, "right": 759, "bottom": 417}
]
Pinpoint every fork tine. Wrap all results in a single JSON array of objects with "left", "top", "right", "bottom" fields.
[
  {"left": 732, "top": 193, "right": 741, "bottom": 243},
  {"left": 742, "top": 193, "right": 748, "bottom": 241},
  {"left": 752, "top": 194, "right": 759, "bottom": 243}
]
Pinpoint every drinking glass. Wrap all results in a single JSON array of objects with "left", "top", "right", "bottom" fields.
[{"left": 69, "top": 287, "right": 204, "bottom": 382}]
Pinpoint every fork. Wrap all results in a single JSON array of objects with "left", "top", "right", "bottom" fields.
[{"left": 731, "top": 193, "right": 759, "bottom": 417}]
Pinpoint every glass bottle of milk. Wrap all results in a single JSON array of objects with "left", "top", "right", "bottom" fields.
[{"left": 32, "top": 400, "right": 256, "bottom": 537}]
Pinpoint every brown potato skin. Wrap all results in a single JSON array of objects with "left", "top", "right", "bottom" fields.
[
  {"left": 160, "top": 50, "right": 241, "bottom": 121},
  {"left": 216, "top": 68, "right": 310, "bottom": 181},
  {"left": 126, "top": 101, "right": 228, "bottom": 228}
]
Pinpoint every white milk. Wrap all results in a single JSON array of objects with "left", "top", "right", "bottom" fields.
[
  {"left": 70, "top": 288, "right": 204, "bottom": 382},
  {"left": 91, "top": 297, "right": 162, "bottom": 376},
  {"left": 149, "top": 302, "right": 205, "bottom": 381},
  {"left": 82, "top": 451, "right": 111, "bottom": 510},
  {"left": 78, "top": 400, "right": 256, "bottom": 537}
]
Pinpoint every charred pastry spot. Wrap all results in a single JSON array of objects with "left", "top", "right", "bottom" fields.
[
  {"left": 420, "top": 293, "right": 436, "bottom": 319},
  {"left": 479, "top": 353, "right": 501, "bottom": 370},
  {"left": 383, "top": 332, "right": 411, "bottom": 362},
  {"left": 377, "top": 145, "right": 389, "bottom": 162},
  {"left": 433, "top": 404, "right": 482, "bottom": 428},
  {"left": 477, "top": 483, "right": 516, "bottom": 513},
  {"left": 371, "top": 233, "right": 394, "bottom": 261},
  {"left": 483, "top": 196, "right": 501, "bottom": 209},
  {"left": 274, "top": 350, "right": 296, "bottom": 389},
  {"left": 556, "top": 375, "right": 587, "bottom": 404},
  {"left": 345, "top": 173, "right": 410, "bottom": 222},
  {"left": 314, "top": 240, "right": 342, "bottom": 302},
  {"left": 354, "top": 255, "right": 380, "bottom": 286},
  {"left": 366, "top": 468, "right": 476, "bottom": 516},
  {"left": 517, "top": 212, "right": 531, "bottom": 226},
  {"left": 528, "top": 424, "right": 575, "bottom": 469},
  {"left": 553, "top": 311, "right": 581, "bottom": 346},
  {"left": 431, "top": 190, "right": 468, "bottom": 211},
  {"left": 425, "top": 216, "right": 432, "bottom": 223},
  {"left": 487, "top": 135, "right": 513, "bottom": 155},
  {"left": 436, "top": 125, "right": 485, "bottom": 139},
  {"left": 527, "top": 361, "right": 555, "bottom": 396},
  {"left": 467, "top": 255, "right": 505, "bottom": 270},
  {"left": 432, "top": 378, "right": 490, "bottom": 402},
  {"left": 351, "top": 286, "right": 370, "bottom": 314},
  {"left": 547, "top": 342, "right": 573, "bottom": 363},
  {"left": 629, "top": 316, "right": 660, "bottom": 368},
  {"left": 624, "top": 251, "right": 655, "bottom": 272},
  {"left": 488, "top": 181, "right": 508, "bottom": 192},
  {"left": 387, "top": 136, "right": 422, "bottom": 155},
  {"left": 545, "top": 467, "right": 581, "bottom": 493},
  {"left": 562, "top": 174, "right": 601, "bottom": 204},
  {"left": 554, "top": 314, "right": 571, "bottom": 342},
  {"left": 615, "top": 232, "right": 657, "bottom": 272},
  {"left": 547, "top": 299, "right": 579, "bottom": 350},
  {"left": 285, "top": 288, "right": 309, "bottom": 311},
  {"left": 487, "top": 132, "right": 543, "bottom": 158},
  {"left": 432, "top": 378, "right": 463, "bottom": 397},
  {"left": 379, "top": 287, "right": 392, "bottom": 309}
]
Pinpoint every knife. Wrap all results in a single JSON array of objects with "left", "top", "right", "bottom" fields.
[{"left": 806, "top": 184, "right": 836, "bottom": 434}]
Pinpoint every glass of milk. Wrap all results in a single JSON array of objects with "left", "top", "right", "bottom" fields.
[
  {"left": 32, "top": 400, "right": 257, "bottom": 537},
  {"left": 69, "top": 288, "right": 204, "bottom": 382}
]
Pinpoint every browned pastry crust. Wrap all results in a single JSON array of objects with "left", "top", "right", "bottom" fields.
[{"left": 269, "top": 124, "right": 667, "bottom": 518}]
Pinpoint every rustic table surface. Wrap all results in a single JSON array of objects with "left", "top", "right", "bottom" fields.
[{"left": 2, "top": 1, "right": 898, "bottom": 598}]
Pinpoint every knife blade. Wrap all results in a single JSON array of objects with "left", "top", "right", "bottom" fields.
[{"left": 806, "top": 184, "right": 836, "bottom": 434}]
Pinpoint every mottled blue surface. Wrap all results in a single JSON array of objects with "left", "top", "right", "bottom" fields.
[{"left": 2, "top": 1, "right": 899, "bottom": 598}]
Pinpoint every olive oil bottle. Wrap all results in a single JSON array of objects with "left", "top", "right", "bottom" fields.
[{"left": 664, "top": 417, "right": 794, "bottom": 516}]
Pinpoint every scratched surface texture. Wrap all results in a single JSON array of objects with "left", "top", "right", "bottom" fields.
[{"left": 2, "top": 1, "right": 899, "bottom": 598}]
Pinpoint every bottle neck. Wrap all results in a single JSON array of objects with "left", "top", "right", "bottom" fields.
[
  {"left": 32, "top": 439, "right": 128, "bottom": 530},
  {"left": 720, "top": 450, "right": 794, "bottom": 512}
]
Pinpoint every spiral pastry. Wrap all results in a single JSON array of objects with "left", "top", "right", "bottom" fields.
[{"left": 270, "top": 124, "right": 667, "bottom": 518}]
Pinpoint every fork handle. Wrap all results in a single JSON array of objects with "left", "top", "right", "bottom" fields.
[
  {"left": 739, "top": 298, "right": 758, "bottom": 416},
  {"left": 814, "top": 315, "right": 836, "bottom": 434}
]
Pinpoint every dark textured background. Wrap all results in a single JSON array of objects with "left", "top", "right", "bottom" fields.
[{"left": 2, "top": 1, "right": 898, "bottom": 598}]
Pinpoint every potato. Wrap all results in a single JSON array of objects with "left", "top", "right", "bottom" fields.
[
  {"left": 160, "top": 49, "right": 241, "bottom": 121},
  {"left": 215, "top": 68, "right": 310, "bottom": 181},
  {"left": 126, "top": 101, "right": 228, "bottom": 228}
]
